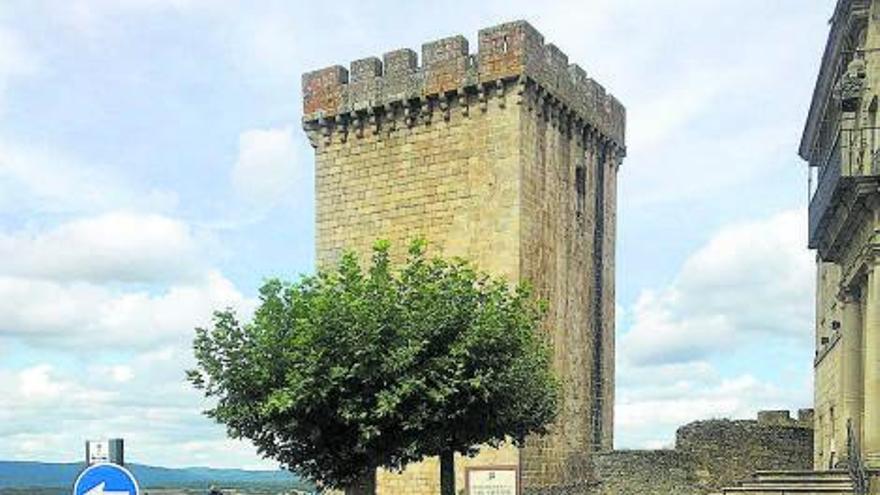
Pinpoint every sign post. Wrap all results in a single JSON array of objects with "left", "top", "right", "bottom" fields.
[{"left": 86, "top": 439, "right": 124, "bottom": 466}]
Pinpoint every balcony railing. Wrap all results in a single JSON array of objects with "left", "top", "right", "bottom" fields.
[{"left": 809, "top": 126, "right": 880, "bottom": 249}]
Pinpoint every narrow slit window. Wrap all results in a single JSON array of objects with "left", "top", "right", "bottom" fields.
[{"left": 576, "top": 164, "right": 586, "bottom": 217}]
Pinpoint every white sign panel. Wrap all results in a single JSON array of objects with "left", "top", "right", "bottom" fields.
[
  {"left": 467, "top": 467, "right": 518, "bottom": 495},
  {"left": 87, "top": 440, "right": 110, "bottom": 465}
]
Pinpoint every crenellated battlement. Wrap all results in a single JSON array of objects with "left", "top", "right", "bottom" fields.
[{"left": 302, "top": 20, "right": 625, "bottom": 147}]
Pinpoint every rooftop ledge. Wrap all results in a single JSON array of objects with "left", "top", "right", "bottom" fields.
[{"left": 301, "top": 20, "right": 626, "bottom": 147}]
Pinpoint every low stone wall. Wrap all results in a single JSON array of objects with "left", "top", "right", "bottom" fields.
[
  {"left": 522, "top": 481, "right": 596, "bottom": 495},
  {"left": 582, "top": 409, "right": 813, "bottom": 495},
  {"left": 589, "top": 450, "right": 703, "bottom": 495},
  {"left": 677, "top": 417, "right": 813, "bottom": 491}
]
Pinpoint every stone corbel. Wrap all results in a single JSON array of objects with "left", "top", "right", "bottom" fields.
[
  {"left": 385, "top": 104, "right": 397, "bottom": 133},
  {"left": 321, "top": 117, "right": 334, "bottom": 146},
  {"left": 440, "top": 94, "right": 451, "bottom": 121},
  {"left": 368, "top": 109, "right": 379, "bottom": 136},
  {"left": 352, "top": 113, "right": 364, "bottom": 139},
  {"left": 303, "top": 121, "right": 321, "bottom": 148},
  {"left": 574, "top": 119, "right": 585, "bottom": 148},
  {"left": 496, "top": 80, "right": 506, "bottom": 108},
  {"left": 459, "top": 91, "right": 469, "bottom": 117},
  {"left": 534, "top": 87, "right": 545, "bottom": 118},
  {"left": 567, "top": 112, "right": 577, "bottom": 139},
  {"left": 404, "top": 103, "right": 416, "bottom": 128},
  {"left": 611, "top": 146, "right": 625, "bottom": 172},
  {"left": 546, "top": 97, "right": 558, "bottom": 126},
  {"left": 421, "top": 98, "right": 433, "bottom": 126},
  {"left": 515, "top": 77, "right": 527, "bottom": 107}
]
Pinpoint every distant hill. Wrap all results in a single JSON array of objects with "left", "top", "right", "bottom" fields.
[{"left": 0, "top": 460, "right": 313, "bottom": 490}]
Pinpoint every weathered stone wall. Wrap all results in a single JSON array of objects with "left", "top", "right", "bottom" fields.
[
  {"left": 676, "top": 413, "right": 814, "bottom": 492},
  {"left": 590, "top": 450, "right": 702, "bottom": 495},
  {"left": 583, "top": 411, "right": 814, "bottom": 495},
  {"left": 302, "top": 20, "right": 625, "bottom": 495}
]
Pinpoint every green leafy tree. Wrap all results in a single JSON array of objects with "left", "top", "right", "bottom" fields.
[{"left": 187, "top": 240, "right": 559, "bottom": 495}]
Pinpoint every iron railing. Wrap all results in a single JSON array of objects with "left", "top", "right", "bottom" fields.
[
  {"left": 809, "top": 126, "right": 880, "bottom": 247},
  {"left": 847, "top": 418, "right": 870, "bottom": 494}
]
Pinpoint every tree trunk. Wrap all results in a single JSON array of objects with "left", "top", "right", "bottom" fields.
[
  {"left": 440, "top": 449, "right": 455, "bottom": 495},
  {"left": 344, "top": 469, "right": 376, "bottom": 495}
]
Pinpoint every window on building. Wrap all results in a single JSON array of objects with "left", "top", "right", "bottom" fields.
[{"left": 576, "top": 163, "right": 586, "bottom": 218}]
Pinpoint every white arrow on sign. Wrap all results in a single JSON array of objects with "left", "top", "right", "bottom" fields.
[{"left": 84, "top": 482, "right": 130, "bottom": 495}]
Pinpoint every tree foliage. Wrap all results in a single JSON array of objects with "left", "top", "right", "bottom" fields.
[{"left": 187, "top": 240, "right": 559, "bottom": 490}]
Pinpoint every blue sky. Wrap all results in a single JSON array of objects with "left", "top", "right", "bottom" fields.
[{"left": 0, "top": 0, "right": 829, "bottom": 469}]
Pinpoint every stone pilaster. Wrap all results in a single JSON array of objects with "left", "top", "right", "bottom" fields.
[
  {"left": 864, "top": 265, "right": 880, "bottom": 466},
  {"left": 840, "top": 287, "right": 864, "bottom": 459}
]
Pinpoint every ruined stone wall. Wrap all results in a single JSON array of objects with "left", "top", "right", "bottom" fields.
[
  {"left": 303, "top": 20, "right": 625, "bottom": 494},
  {"left": 676, "top": 413, "right": 814, "bottom": 492},
  {"left": 590, "top": 450, "right": 702, "bottom": 495},
  {"left": 586, "top": 411, "right": 814, "bottom": 495}
]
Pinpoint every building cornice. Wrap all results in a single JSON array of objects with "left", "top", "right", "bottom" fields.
[{"left": 800, "top": 0, "right": 870, "bottom": 162}]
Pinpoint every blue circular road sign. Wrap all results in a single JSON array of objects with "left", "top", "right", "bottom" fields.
[{"left": 73, "top": 463, "right": 140, "bottom": 495}]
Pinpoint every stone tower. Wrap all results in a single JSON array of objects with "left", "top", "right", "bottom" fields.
[
  {"left": 803, "top": 0, "right": 880, "bottom": 480},
  {"left": 302, "top": 21, "right": 625, "bottom": 494}
]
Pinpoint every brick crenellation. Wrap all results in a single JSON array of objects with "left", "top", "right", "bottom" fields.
[{"left": 302, "top": 20, "right": 625, "bottom": 147}]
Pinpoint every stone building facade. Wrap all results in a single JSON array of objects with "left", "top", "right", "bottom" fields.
[
  {"left": 302, "top": 21, "right": 625, "bottom": 494},
  {"left": 802, "top": 0, "right": 880, "bottom": 483}
]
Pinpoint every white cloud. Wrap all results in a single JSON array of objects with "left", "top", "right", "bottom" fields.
[
  {"left": 620, "top": 209, "right": 814, "bottom": 366},
  {"left": 0, "top": 270, "right": 252, "bottom": 350},
  {"left": 614, "top": 209, "right": 815, "bottom": 448},
  {"left": 616, "top": 370, "right": 805, "bottom": 448},
  {"left": 0, "top": 140, "right": 178, "bottom": 215},
  {"left": 2, "top": 364, "right": 113, "bottom": 415},
  {"left": 0, "top": 211, "right": 205, "bottom": 284},
  {"left": 619, "top": 375, "right": 768, "bottom": 429},
  {"left": 0, "top": 358, "right": 276, "bottom": 468},
  {"left": 18, "top": 365, "right": 66, "bottom": 401},
  {"left": 109, "top": 365, "right": 135, "bottom": 383},
  {"left": 232, "top": 125, "right": 299, "bottom": 208}
]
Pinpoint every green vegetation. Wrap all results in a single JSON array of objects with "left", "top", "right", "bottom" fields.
[{"left": 189, "top": 240, "right": 560, "bottom": 495}]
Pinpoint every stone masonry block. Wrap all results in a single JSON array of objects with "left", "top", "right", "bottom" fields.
[
  {"left": 422, "top": 35, "right": 468, "bottom": 65},
  {"left": 383, "top": 48, "right": 418, "bottom": 76},
  {"left": 567, "top": 64, "right": 590, "bottom": 120},
  {"left": 537, "top": 43, "right": 569, "bottom": 96},
  {"left": 422, "top": 35, "right": 469, "bottom": 95},
  {"left": 478, "top": 20, "right": 544, "bottom": 84},
  {"left": 382, "top": 49, "right": 421, "bottom": 103},
  {"left": 348, "top": 57, "right": 384, "bottom": 111},
  {"left": 351, "top": 57, "right": 383, "bottom": 82},
  {"left": 301, "top": 21, "right": 626, "bottom": 146},
  {"left": 302, "top": 65, "right": 349, "bottom": 117}
]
